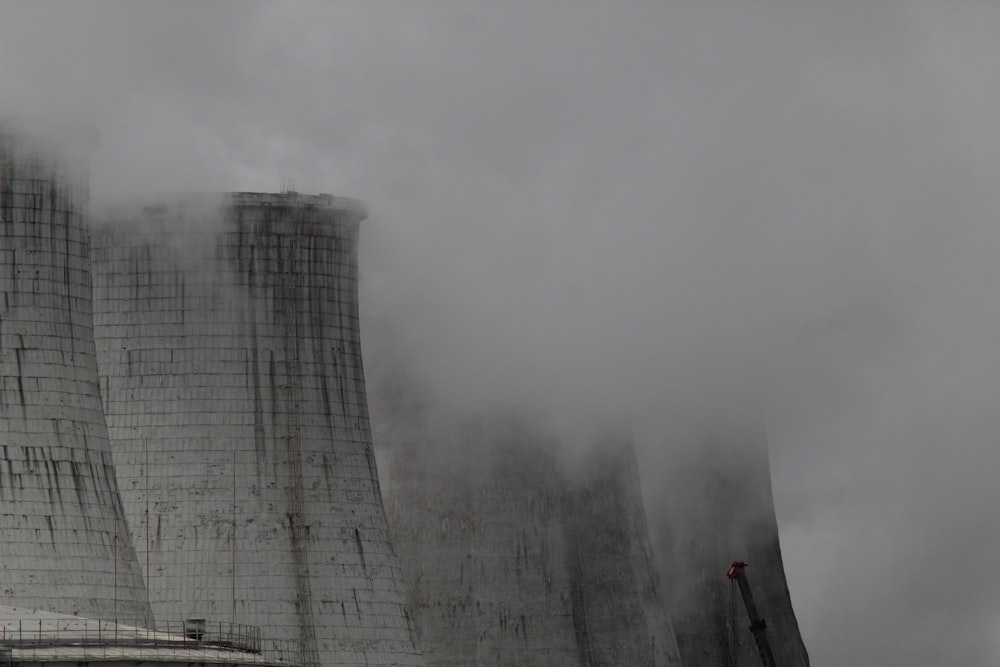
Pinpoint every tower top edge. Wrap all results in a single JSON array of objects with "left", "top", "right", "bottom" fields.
[{"left": 93, "top": 191, "right": 368, "bottom": 222}]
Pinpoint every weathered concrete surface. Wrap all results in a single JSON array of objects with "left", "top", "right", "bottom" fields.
[
  {"left": 376, "top": 401, "right": 682, "bottom": 667},
  {"left": 0, "top": 124, "right": 152, "bottom": 621},
  {"left": 649, "top": 435, "right": 809, "bottom": 667},
  {"left": 561, "top": 440, "right": 681, "bottom": 667},
  {"left": 384, "top": 415, "right": 580, "bottom": 667},
  {"left": 90, "top": 193, "right": 423, "bottom": 667}
]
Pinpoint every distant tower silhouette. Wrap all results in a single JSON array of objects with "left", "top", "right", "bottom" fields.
[
  {"left": 90, "top": 193, "right": 424, "bottom": 667},
  {"left": 561, "top": 433, "right": 683, "bottom": 667},
  {"left": 0, "top": 121, "right": 152, "bottom": 620},
  {"left": 649, "top": 431, "right": 810, "bottom": 667},
  {"left": 374, "top": 389, "right": 682, "bottom": 666}
]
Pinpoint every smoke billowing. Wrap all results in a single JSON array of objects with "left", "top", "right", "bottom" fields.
[{"left": 4, "top": 1, "right": 1000, "bottom": 664}]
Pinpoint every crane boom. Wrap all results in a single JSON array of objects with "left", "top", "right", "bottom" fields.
[{"left": 727, "top": 561, "right": 778, "bottom": 667}]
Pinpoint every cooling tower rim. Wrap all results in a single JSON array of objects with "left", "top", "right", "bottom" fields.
[{"left": 92, "top": 191, "right": 368, "bottom": 223}]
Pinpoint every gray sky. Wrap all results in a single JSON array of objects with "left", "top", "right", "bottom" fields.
[{"left": 4, "top": 1, "right": 1000, "bottom": 663}]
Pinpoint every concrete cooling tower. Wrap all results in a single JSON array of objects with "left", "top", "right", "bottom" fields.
[
  {"left": 89, "top": 193, "right": 424, "bottom": 667},
  {"left": 0, "top": 121, "right": 152, "bottom": 620},
  {"left": 649, "top": 434, "right": 810, "bottom": 667},
  {"left": 376, "top": 402, "right": 682, "bottom": 667}
]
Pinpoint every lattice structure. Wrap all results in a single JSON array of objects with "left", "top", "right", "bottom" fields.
[
  {"left": 378, "top": 405, "right": 681, "bottom": 667},
  {"left": 90, "top": 193, "right": 423, "bottom": 667},
  {"left": 0, "top": 122, "right": 152, "bottom": 620}
]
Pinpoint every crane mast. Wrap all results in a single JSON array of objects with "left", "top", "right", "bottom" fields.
[{"left": 727, "top": 561, "right": 778, "bottom": 667}]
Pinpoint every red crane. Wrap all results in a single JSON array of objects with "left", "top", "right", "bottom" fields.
[{"left": 727, "top": 561, "right": 778, "bottom": 667}]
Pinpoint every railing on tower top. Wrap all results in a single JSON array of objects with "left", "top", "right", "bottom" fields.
[{"left": 0, "top": 618, "right": 301, "bottom": 665}]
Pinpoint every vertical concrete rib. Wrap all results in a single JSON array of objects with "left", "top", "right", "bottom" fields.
[
  {"left": 378, "top": 402, "right": 682, "bottom": 667},
  {"left": 650, "top": 434, "right": 810, "bottom": 667},
  {"left": 0, "top": 122, "right": 152, "bottom": 621},
  {"left": 90, "top": 193, "right": 423, "bottom": 667}
]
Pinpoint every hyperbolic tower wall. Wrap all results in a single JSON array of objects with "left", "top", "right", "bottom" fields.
[
  {"left": 0, "top": 122, "right": 152, "bottom": 620},
  {"left": 90, "top": 193, "right": 423, "bottom": 667},
  {"left": 649, "top": 434, "right": 810, "bottom": 667},
  {"left": 376, "top": 400, "right": 682, "bottom": 667}
]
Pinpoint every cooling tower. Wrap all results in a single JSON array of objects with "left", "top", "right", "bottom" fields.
[
  {"left": 649, "top": 434, "right": 810, "bottom": 667},
  {"left": 377, "top": 401, "right": 682, "bottom": 667},
  {"left": 0, "top": 121, "right": 152, "bottom": 620},
  {"left": 89, "top": 193, "right": 424, "bottom": 667},
  {"left": 561, "top": 439, "right": 681, "bottom": 667},
  {"left": 384, "top": 414, "right": 580, "bottom": 666}
]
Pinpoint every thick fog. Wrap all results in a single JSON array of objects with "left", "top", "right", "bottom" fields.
[{"left": 4, "top": 1, "right": 1000, "bottom": 664}]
